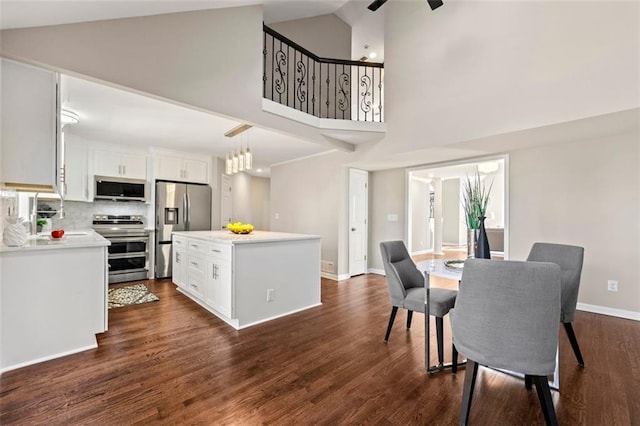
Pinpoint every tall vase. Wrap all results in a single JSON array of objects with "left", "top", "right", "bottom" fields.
[
  {"left": 466, "top": 228, "right": 478, "bottom": 259},
  {"left": 475, "top": 216, "right": 491, "bottom": 259}
]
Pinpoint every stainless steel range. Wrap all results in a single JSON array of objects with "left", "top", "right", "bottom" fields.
[{"left": 92, "top": 214, "right": 150, "bottom": 284}]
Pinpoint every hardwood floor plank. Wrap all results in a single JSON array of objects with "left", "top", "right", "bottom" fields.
[{"left": 1, "top": 275, "right": 639, "bottom": 425}]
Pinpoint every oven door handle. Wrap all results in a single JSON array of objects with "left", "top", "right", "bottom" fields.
[
  {"left": 106, "top": 236, "right": 150, "bottom": 243},
  {"left": 108, "top": 252, "right": 149, "bottom": 260}
]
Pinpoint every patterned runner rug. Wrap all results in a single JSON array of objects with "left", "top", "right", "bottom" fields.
[{"left": 108, "top": 284, "right": 159, "bottom": 309}]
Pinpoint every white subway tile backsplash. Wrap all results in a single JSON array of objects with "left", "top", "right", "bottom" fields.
[{"left": 50, "top": 201, "right": 150, "bottom": 230}]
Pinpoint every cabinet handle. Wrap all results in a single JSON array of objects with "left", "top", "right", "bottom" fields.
[
  {"left": 212, "top": 249, "right": 221, "bottom": 253},
  {"left": 191, "top": 261, "right": 198, "bottom": 266},
  {"left": 212, "top": 263, "right": 218, "bottom": 279},
  {"left": 176, "top": 252, "right": 181, "bottom": 263},
  {"left": 123, "top": 165, "right": 126, "bottom": 176}
]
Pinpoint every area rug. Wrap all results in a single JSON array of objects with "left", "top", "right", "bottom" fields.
[{"left": 108, "top": 284, "right": 159, "bottom": 309}]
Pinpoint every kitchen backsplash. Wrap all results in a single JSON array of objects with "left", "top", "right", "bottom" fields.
[{"left": 51, "top": 200, "right": 150, "bottom": 230}]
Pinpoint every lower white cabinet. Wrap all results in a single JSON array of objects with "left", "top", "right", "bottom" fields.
[
  {"left": 172, "top": 236, "right": 187, "bottom": 289},
  {"left": 205, "top": 243, "right": 232, "bottom": 318}
]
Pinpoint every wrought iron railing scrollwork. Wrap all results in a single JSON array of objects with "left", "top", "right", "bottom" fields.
[{"left": 263, "top": 25, "right": 384, "bottom": 123}]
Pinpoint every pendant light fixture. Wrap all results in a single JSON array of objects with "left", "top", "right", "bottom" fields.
[{"left": 224, "top": 123, "right": 253, "bottom": 175}]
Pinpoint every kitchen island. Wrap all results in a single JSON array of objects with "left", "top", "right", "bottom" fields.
[
  {"left": 0, "top": 231, "right": 109, "bottom": 372},
  {"left": 172, "top": 230, "right": 321, "bottom": 329}
]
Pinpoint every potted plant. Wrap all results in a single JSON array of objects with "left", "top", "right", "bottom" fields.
[
  {"left": 462, "top": 171, "right": 492, "bottom": 258},
  {"left": 36, "top": 219, "right": 48, "bottom": 233}
]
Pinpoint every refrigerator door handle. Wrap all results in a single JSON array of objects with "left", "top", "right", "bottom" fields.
[
  {"left": 186, "top": 192, "right": 191, "bottom": 229},
  {"left": 183, "top": 193, "right": 188, "bottom": 230}
]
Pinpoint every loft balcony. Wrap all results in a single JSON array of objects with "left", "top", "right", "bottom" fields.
[{"left": 262, "top": 25, "right": 386, "bottom": 142}]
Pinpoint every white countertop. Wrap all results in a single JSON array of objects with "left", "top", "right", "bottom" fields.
[
  {"left": 0, "top": 230, "right": 110, "bottom": 253},
  {"left": 173, "top": 230, "right": 321, "bottom": 244}
]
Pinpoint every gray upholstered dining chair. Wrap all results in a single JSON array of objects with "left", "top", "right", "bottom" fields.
[
  {"left": 527, "top": 242, "right": 585, "bottom": 367},
  {"left": 450, "top": 259, "right": 561, "bottom": 426},
  {"left": 379, "top": 241, "right": 458, "bottom": 366}
]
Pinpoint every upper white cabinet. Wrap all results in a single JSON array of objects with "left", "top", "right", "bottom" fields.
[
  {"left": 155, "top": 155, "right": 208, "bottom": 183},
  {"left": 64, "top": 136, "right": 90, "bottom": 201},
  {"left": 1, "top": 58, "right": 60, "bottom": 192},
  {"left": 93, "top": 148, "right": 147, "bottom": 180}
]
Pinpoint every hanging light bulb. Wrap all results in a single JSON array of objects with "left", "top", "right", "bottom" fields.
[
  {"left": 232, "top": 151, "right": 239, "bottom": 173},
  {"left": 225, "top": 154, "right": 232, "bottom": 175},
  {"left": 238, "top": 146, "right": 245, "bottom": 171},
  {"left": 245, "top": 146, "right": 253, "bottom": 170}
]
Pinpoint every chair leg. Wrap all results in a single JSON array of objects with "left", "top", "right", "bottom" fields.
[
  {"left": 460, "top": 359, "right": 479, "bottom": 426},
  {"left": 563, "top": 322, "right": 585, "bottom": 367},
  {"left": 452, "top": 343, "right": 458, "bottom": 375},
  {"left": 532, "top": 375, "right": 559, "bottom": 426},
  {"left": 436, "top": 316, "right": 444, "bottom": 365},
  {"left": 525, "top": 375, "right": 533, "bottom": 390},
  {"left": 384, "top": 307, "right": 398, "bottom": 342},
  {"left": 407, "top": 310, "right": 413, "bottom": 329}
]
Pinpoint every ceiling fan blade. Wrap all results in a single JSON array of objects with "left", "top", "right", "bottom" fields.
[
  {"left": 368, "top": 0, "right": 387, "bottom": 12},
  {"left": 427, "top": 0, "right": 444, "bottom": 10}
]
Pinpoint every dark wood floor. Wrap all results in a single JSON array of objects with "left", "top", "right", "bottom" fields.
[{"left": 1, "top": 274, "right": 639, "bottom": 425}]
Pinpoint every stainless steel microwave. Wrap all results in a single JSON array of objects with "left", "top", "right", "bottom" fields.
[{"left": 94, "top": 176, "right": 148, "bottom": 202}]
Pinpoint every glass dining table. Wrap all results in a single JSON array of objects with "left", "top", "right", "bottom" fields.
[
  {"left": 415, "top": 258, "right": 560, "bottom": 390},
  {"left": 415, "top": 259, "right": 464, "bottom": 374}
]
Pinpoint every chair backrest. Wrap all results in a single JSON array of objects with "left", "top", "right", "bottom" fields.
[
  {"left": 527, "top": 242, "right": 584, "bottom": 323},
  {"left": 450, "top": 259, "right": 561, "bottom": 376},
  {"left": 380, "top": 241, "right": 424, "bottom": 307}
]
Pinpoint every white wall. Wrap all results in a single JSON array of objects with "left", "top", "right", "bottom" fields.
[
  {"left": 0, "top": 6, "right": 351, "bottom": 150},
  {"left": 269, "top": 14, "right": 351, "bottom": 60},
  {"left": 509, "top": 131, "right": 639, "bottom": 314},
  {"left": 410, "top": 178, "right": 431, "bottom": 253},
  {"left": 270, "top": 151, "right": 351, "bottom": 275},
  {"left": 250, "top": 176, "right": 270, "bottom": 231},
  {"left": 360, "top": 0, "right": 639, "bottom": 164},
  {"left": 368, "top": 168, "right": 405, "bottom": 272},
  {"left": 231, "top": 173, "right": 252, "bottom": 224},
  {"left": 442, "top": 178, "right": 463, "bottom": 245}
]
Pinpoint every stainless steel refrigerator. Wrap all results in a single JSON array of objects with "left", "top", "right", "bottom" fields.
[{"left": 155, "top": 180, "right": 212, "bottom": 278}]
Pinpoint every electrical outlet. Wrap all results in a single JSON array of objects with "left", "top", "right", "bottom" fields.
[
  {"left": 607, "top": 280, "right": 618, "bottom": 292},
  {"left": 266, "top": 288, "right": 275, "bottom": 302}
]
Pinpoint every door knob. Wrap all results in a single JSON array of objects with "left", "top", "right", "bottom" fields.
[{"left": 351, "top": 228, "right": 356, "bottom": 231}]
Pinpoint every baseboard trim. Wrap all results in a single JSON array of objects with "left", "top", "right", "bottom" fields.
[
  {"left": 321, "top": 272, "right": 339, "bottom": 281},
  {"left": 577, "top": 303, "right": 640, "bottom": 321},
  {"left": 0, "top": 341, "right": 98, "bottom": 374},
  {"left": 411, "top": 249, "right": 433, "bottom": 256},
  {"left": 368, "top": 268, "right": 385, "bottom": 275}
]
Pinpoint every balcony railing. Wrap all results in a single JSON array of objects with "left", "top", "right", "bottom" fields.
[{"left": 263, "top": 25, "right": 384, "bottom": 123}]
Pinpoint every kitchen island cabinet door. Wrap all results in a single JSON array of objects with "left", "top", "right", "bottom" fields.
[
  {"left": 172, "top": 236, "right": 187, "bottom": 289},
  {"left": 205, "top": 244, "right": 232, "bottom": 318}
]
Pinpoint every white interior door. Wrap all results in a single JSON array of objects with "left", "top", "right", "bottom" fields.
[
  {"left": 349, "top": 168, "right": 368, "bottom": 276},
  {"left": 220, "top": 175, "right": 232, "bottom": 229}
]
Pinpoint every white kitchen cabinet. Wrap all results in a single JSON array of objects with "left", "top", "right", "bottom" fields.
[
  {"left": 184, "top": 239, "right": 206, "bottom": 299},
  {"left": 155, "top": 155, "right": 208, "bottom": 183},
  {"left": 1, "top": 58, "right": 61, "bottom": 193},
  {"left": 205, "top": 243, "right": 232, "bottom": 318},
  {"left": 93, "top": 148, "right": 147, "bottom": 179},
  {"left": 64, "top": 137, "right": 90, "bottom": 201},
  {"left": 172, "top": 235, "right": 187, "bottom": 289},
  {"left": 0, "top": 233, "right": 109, "bottom": 372}
]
